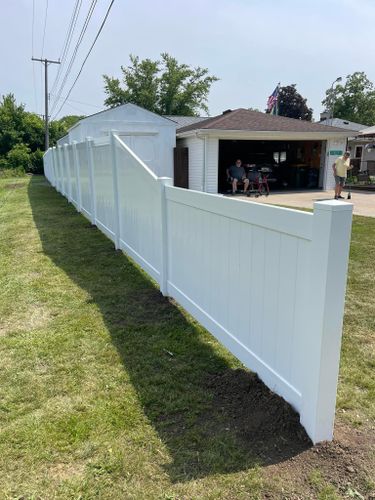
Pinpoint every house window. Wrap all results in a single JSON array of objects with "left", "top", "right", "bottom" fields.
[
  {"left": 355, "top": 146, "right": 363, "bottom": 158},
  {"left": 273, "top": 151, "right": 287, "bottom": 163}
]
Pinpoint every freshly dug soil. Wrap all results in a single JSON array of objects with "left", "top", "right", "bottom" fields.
[{"left": 205, "top": 368, "right": 374, "bottom": 498}]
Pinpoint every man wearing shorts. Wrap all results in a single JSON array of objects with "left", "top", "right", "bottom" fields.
[
  {"left": 333, "top": 151, "right": 352, "bottom": 199},
  {"left": 227, "top": 159, "right": 250, "bottom": 194}
]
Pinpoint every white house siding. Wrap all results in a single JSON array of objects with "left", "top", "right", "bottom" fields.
[
  {"left": 178, "top": 137, "right": 204, "bottom": 191},
  {"left": 177, "top": 136, "right": 218, "bottom": 193},
  {"left": 324, "top": 138, "right": 348, "bottom": 190},
  {"left": 205, "top": 137, "right": 219, "bottom": 193}
]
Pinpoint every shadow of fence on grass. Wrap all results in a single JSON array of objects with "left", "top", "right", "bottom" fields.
[{"left": 28, "top": 176, "right": 311, "bottom": 482}]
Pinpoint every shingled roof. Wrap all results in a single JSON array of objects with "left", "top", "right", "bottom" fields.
[{"left": 177, "top": 108, "right": 356, "bottom": 134}]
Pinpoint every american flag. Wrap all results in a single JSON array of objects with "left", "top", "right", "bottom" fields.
[{"left": 267, "top": 85, "right": 279, "bottom": 114}]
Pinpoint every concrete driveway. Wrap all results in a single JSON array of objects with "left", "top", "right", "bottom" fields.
[{"left": 239, "top": 190, "right": 375, "bottom": 217}]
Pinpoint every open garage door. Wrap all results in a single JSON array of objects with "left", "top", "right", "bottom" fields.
[{"left": 218, "top": 140, "right": 323, "bottom": 193}]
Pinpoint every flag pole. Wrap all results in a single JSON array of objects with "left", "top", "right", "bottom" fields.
[{"left": 276, "top": 82, "right": 281, "bottom": 116}]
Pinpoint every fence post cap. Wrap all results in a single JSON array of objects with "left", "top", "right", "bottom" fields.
[{"left": 313, "top": 200, "right": 353, "bottom": 212}]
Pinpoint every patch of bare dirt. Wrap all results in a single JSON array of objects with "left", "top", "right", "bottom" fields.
[
  {"left": 4, "top": 183, "right": 26, "bottom": 189},
  {"left": 205, "top": 369, "right": 311, "bottom": 462},
  {"left": 0, "top": 305, "right": 51, "bottom": 336},
  {"left": 205, "top": 369, "right": 374, "bottom": 498},
  {"left": 47, "top": 462, "right": 85, "bottom": 482}
]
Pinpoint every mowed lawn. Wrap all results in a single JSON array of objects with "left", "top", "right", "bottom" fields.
[{"left": 0, "top": 176, "right": 374, "bottom": 499}]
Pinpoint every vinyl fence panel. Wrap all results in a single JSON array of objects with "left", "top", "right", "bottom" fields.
[{"left": 43, "top": 132, "right": 353, "bottom": 444}]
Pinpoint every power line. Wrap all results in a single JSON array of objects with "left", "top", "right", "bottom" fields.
[
  {"left": 50, "top": 94, "right": 102, "bottom": 109},
  {"left": 50, "top": 0, "right": 98, "bottom": 115},
  {"left": 31, "top": 0, "right": 39, "bottom": 112},
  {"left": 50, "top": 0, "right": 83, "bottom": 97},
  {"left": 41, "top": 0, "right": 49, "bottom": 58},
  {"left": 52, "top": 0, "right": 115, "bottom": 119}
]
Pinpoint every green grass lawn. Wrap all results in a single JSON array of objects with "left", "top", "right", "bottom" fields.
[{"left": 0, "top": 176, "right": 374, "bottom": 499}]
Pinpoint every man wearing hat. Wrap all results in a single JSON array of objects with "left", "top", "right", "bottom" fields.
[{"left": 332, "top": 151, "right": 352, "bottom": 199}]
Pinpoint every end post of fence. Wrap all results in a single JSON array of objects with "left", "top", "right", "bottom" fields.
[{"left": 301, "top": 200, "right": 353, "bottom": 444}]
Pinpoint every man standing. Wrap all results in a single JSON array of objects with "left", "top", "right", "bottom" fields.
[
  {"left": 333, "top": 151, "right": 352, "bottom": 199},
  {"left": 227, "top": 159, "right": 250, "bottom": 194}
]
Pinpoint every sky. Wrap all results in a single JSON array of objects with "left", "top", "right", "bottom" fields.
[{"left": 1, "top": 0, "right": 375, "bottom": 121}]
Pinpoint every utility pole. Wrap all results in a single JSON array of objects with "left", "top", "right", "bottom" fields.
[{"left": 31, "top": 57, "right": 60, "bottom": 150}]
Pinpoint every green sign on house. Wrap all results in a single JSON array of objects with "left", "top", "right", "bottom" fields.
[{"left": 329, "top": 150, "right": 343, "bottom": 156}]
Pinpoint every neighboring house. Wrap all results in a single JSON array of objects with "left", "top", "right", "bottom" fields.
[
  {"left": 318, "top": 115, "right": 370, "bottom": 171},
  {"left": 56, "top": 103, "right": 177, "bottom": 178},
  {"left": 176, "top": 108, "right": 356, "bottom": 192},
  {"left": 350, "top": 125, "right": 375, "bottom": 172}
]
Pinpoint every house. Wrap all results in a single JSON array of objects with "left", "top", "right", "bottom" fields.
[
  {"left": 56, "top": 104, "right": 356, "bottom": 191},
  {"left": 57, "top": 103, "right": 177, "bottom": 178},
  {"left": 318, "top": 115, "right": 371, "bottom": 171},
  {"left": 175, "top": 109, "right": 356, "bottom": 193},
  {"left": 349, "top": 125, "right": 375, "bottom": 172}
]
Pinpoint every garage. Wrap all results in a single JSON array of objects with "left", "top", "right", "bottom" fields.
[
  {"left": 175, "top": 108, "right": 355, "bottom": 194},
  {"left": 218, "top": 139, "right": 324, "bottom": 192}
]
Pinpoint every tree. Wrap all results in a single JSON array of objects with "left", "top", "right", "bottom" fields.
[
  {"left": 322, "top": 72, "right": 375, "bottom": 126},
  {"left": 0, "top": 93, "right": 84, "bottom": 173},
  {"left": 103, "top": 53, "right": 219, "bottom": 116},
  {"left": 269, "top": 85, "right": 313, "bottom": 121},
  {"left": 49, "top": 115, "right": 84, "bottom": 146}
]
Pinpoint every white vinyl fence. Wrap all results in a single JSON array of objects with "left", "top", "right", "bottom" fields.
[{"left": 43, "top": 134, "right": 353, "bottom": 444}]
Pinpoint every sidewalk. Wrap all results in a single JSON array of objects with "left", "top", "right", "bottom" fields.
[{"left": 239, "top": 190, "right": 375, "bottom": 217}]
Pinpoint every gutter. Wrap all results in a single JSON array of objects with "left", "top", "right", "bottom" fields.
[{"left": 178, "top": 129, "right": 356, "bottom": 140}]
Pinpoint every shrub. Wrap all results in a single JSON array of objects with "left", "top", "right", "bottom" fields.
[
  {"left": 6, "top": 143, "right": 31, "bottom": 171},
  {"left": 0, "top": 167, "right": 26, "bottom": 178},
  {"left": 29, "top": 148, "right": 44, "bottom": 174}
]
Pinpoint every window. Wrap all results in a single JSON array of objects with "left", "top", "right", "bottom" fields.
[
  {"left": 273, "top": 151, "right": 287, "bottom": 164},
  {"left": 355, "top": 146, "right": 363, "bottom": 158}
]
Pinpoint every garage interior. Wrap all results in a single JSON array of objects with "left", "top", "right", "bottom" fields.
[{"left": 218, "top": 139, "right": 324, "bottom": 193}]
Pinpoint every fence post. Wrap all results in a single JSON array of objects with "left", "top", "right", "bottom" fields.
[
  {"left": 86, "top": 137, "right": 96, "bottom": 226},
  {"left": 64, "top": 143, "right": 72, "bottom": 203},
  {"left": 301, "top": 200, "right": 353, "bottom": 443},
  {"left": 110, "top": 132, "right": 121, "bottom": 250},
  {"left": 50, "top": 147, "right": 55, "bottom": 187},
  {"left": 72, "top": 141, "right": 82, "bottom": 212},
  {"left": 57, "top": 145, "right": 63, "bottom": 194},
  {"left": 158, "top": 177, "right": 173, "bottom": 296}
]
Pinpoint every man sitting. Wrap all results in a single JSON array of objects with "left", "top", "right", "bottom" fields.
[{"left": 226, "top": 159, "right": 250, "bottom": 194}]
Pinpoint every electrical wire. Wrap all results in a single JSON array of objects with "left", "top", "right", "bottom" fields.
[
  {"left": 50, "top": 0, "right": 83, "bottom": 97},
  {"left": 50, "top": 93, "right": 102, "bottom": 109},
  {"left": 41, "top": 0, "right": 49, "bottom": 58},
  {"left": 52, "top": 0, "right": 115, "bottom": 119},
  {"left": 50, "top": 0, "right": 98, "bottom": 115},
  {"left": 31, "top": 0, "right": 39, "bottom": 112}
]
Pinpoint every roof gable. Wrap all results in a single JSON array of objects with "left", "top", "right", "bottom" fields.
[{"left": 74, "top": 103, "right": 176, "bottom": 128}]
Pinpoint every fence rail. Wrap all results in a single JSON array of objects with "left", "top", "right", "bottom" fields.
[{"left": 43, "top": 133, "right": 353, "bottom": 444}]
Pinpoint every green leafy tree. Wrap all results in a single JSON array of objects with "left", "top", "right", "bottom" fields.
[
  {"left": 269, "top": 85, "right": 313, "bottom": 121},
  {"left": 49, "top": 115, "right": 84, "bottom": 146},
  {"left": 103, "top": 53, "right": 219, "bottom": 116},
  {"left": 0, "top": 94, "right": 26, "bottom": 155},
  {"left": 0, "top": 93, "right": 84, "bottom": 173},
  {"left": 322, "top": 72, "right": 375, "bottom": 125}
]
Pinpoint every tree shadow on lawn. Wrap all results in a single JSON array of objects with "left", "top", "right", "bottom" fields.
[{"left": 28, "top": 176, "right": 311, "bottom": 482}]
